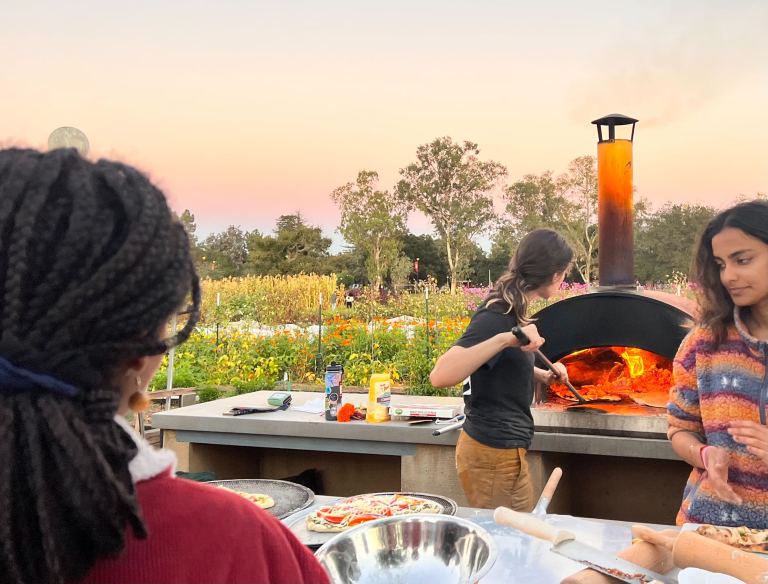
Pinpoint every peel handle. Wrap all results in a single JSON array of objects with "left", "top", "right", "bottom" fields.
[
  {"left": 533, "top": 467, "right": 563, "bottom": 515},
  {"left": 493, "top": 506, "right": 573, "bottom": 546},
  {"left": 510, "top": 326, "right": 587, "bottom": 404},
  {"left": 432, "top": 417, "right": 465, "bottom": 436}
]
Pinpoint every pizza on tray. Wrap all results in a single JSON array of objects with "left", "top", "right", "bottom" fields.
[
  {"left": 696, "top": 524, "right": 768, "bottom": 552},
  {"left": 221, "top": 489, "right": 275, "bottom": 510},
  {"left": 306, "top": 493, "right": 443, "bottom": 533}
]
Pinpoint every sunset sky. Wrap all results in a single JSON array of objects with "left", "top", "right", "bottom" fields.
[{"left": 3, "top": 0, "right": 767, "bottom": 247}]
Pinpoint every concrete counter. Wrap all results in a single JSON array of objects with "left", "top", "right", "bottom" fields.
[
  {"left": 154, "top": 391, "right": 691, "bottom": 524},
  {"left": 153, "top": 391, "right": 462, "bottom": 453}
]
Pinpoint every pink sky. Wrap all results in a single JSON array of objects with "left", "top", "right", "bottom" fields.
[{"left": 3, "top": 1, "right": 767, "bottom": 246}]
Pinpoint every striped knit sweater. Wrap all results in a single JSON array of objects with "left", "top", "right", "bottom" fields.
[{"left": 668, "top": 307, "right": 768, "bottom": 527}]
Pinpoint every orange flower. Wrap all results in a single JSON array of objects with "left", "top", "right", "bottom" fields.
[{"left": 337, "top": 403, "right": 355, "bottom": 422}]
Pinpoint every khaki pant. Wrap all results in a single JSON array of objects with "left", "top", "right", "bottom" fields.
[{"left": 455, "top": 430, "right": 533, "bottom": 511}]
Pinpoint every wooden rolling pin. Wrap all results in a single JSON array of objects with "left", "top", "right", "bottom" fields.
[
  {"left": 673, "top": 530, "right": 768, "bottom": 584},
  {"left": 633, "top": 526, "right": 768, "bottom": 583},
  {"left": 560, "top": 526, "right": 679, "bottom": 584}
]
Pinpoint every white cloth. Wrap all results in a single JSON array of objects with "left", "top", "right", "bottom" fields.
[{"left": 114, "top": 415, "right": 177, "bottom": 483}]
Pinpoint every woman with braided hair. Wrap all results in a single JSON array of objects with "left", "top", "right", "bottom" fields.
[
  {"left": 0, "top": 148, "right": 329, "bottom": 584},
  {"left": 429, "top": 229, "right": 573, "bottom": 511}
]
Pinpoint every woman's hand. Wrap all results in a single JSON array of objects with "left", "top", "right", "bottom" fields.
[
  {"left": 728, "top": 420, "right": 768, "bottom": 465},
  {"left": 550, "top": 361, "right": 568, "bottom": 382},
  {"left": 535, "top": 362, "right": 569, "bottom": 386},
  {"left": 512, "top": 323, "right": 545, "bottom": 352},
  {"left": 703, "top": 446, "right": 743, "bottom": 505}
]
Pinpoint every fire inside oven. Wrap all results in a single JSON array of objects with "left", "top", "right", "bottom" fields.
[{"left": 548, "top": 346, "right": 672, "bottom": 409}]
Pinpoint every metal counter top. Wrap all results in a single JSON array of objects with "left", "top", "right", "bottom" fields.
[{"left": 283, "top": 496, "right": 672, "bottom": 583}]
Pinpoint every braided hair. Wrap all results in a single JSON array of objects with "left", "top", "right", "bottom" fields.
[
  {"left": 0, "top": 148, "right": 200, "bottom": 584},
  {"left": 484, "top": 229, "right": 572, "bottom": 323}
]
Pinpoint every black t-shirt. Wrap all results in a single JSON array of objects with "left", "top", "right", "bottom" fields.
[{"left": 454, "top": 304, "right": 535, "bottom": 449}]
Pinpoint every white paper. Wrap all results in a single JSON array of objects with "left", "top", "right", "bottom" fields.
[{"left": 293, "top": 397, "right": 325, "bottom": 414}]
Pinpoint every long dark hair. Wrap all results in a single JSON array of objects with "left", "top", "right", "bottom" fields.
[
  {"left": 485, "top": 229, "right": 573, "bottom": 324},
  {"left": 0, "top": 148, "right": 200, "bottom": 584},
  {"left": 694, "top": 199, "right": 768, "bottom": 345}
]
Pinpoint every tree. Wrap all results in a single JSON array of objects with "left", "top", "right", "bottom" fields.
[
  {"left": 200, "top": 225, "right": 248, "bottom": 278},
  {"left": 243, "top": 229, "right": 274, "bottom": 275},
  {"left": 503, "top": 171, "right": 566, "bottom": 243},
  {"left": 635, "top": 202, "right": 716, "bottom": 283},
  {"left": 175, "top": 209, "right": 205, "bottom": 268},
  {"left": 386, "top": 255, "right": 413, "bottom": 291},
  {"left": 271, "top": 213, "right": 332, "bottom": 275},
  {"left": 401, "top": 233, "right": 447, "bottom": 285},
  {"left": 178, "top": 209, "right": 198, "bottom": 244},
  {"left": 556, "top": 155, "right": 599, "bottom": 284},
  {"left": 486, "top": 231, "right": 515, "bottom": 283},
  {"left": 501, "top": 156, "right": 599, "bottom": 284},
  {"left": 460, "top": 240, "right": 493, "bottom": 286},
  {"left": 331, "top": 170, "right": 408, "bottom": 289},
  {"left": 325, "top": 248, "right": 368, "bottom": 287},
  {"left": 397, "top": 137, "right": 506, "bottom": 292}
]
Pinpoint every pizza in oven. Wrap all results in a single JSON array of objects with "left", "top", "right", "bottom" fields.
[
  {"left": 550, "top": 382, "right": 622, "bottom": 403},
  {"left": 306, "top": 493, "right": 443, "bottom": 533},
  {"left": 696, "top": 524, "right": 768, "bottom": 552}
]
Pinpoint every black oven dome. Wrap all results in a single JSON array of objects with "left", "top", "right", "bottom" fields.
[{"left": 532, "top": 291, "right": 693, "bottom": 362}]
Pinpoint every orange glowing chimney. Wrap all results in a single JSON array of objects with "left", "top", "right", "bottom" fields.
[{"left": 592, "top": 113, "right": 638, "bottom": 288}]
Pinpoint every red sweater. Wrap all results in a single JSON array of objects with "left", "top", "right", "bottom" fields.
[{"left": 78, "top": 472, "right": 330, "bottom": 584}]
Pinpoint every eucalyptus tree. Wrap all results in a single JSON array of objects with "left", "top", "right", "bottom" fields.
[
  {"left": 502, "top": 156, "right": 598, "bottom": 284},
  {"left": 331, "top": 170, "right": 408, "bottom": 289},
  {"left": 396, "top": 137, "right": 506, "bottom": 292},
  {"left": 555, "top": 155, "right": 599, "bottom": 284}
]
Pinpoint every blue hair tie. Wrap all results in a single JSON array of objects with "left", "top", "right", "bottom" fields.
[{"left": 0, "top": 355, "right": 79, "bottom": 398}]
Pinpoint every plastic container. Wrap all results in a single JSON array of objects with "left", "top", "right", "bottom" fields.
[
  {"left": 324, "top": 363, "right": 344, "bottom": 421},
  {"left": 366, "top": 372, "right": 391, "bottom": 423}
]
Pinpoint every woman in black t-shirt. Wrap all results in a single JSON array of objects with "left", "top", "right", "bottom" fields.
[{"left": 430, "top": 229, "right": 573, "bottom": 510}]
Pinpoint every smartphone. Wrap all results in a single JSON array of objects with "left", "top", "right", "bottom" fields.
[{"left": 268, "top": 392, "right": 292, "bottom": 407}]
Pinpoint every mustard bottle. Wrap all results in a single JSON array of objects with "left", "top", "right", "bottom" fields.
[{"left": 366, "top": 372, "right": 391, "bottom": 423}]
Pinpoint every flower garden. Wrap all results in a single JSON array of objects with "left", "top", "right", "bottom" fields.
[{"left": 150, "top": 274, "right": 688, "bottom": 400}]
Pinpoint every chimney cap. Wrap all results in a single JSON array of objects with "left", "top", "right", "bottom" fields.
[{"left": 591, "top": 113, "right": 638, "bottom": 126}]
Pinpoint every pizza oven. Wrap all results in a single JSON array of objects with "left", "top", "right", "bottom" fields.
[
  {"left": 532, "top": 289, "right": 692, "bottom": 409},
  {"left": 530, "top": 115, "right": 695, "bottom": 435}
]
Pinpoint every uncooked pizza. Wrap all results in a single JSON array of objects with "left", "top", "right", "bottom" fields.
[
  {"left": 306, "top": 493, "right": 443, "bottom": 532},
  {"left": 629, "top": 392, "right": 670, "bottom": 408},
  {"left": 696, "top": 524, "right": 768, "bottom": 552},
  {"left": 225, "top": 489, "right": 275, "bottom": 510}
]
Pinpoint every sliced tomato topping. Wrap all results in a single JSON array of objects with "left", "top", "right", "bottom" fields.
[
  {"left": 347, "top": 514, "right": 383, "bottom": 526},
  {"left": 316, "top": 509, "right": 348, "bottom": 524}
]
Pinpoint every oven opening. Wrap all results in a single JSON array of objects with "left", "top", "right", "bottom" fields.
[{"left": 548, "top": 346, "right": 672, "bottom": 408}]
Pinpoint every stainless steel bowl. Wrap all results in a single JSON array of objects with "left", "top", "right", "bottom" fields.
[{"left": 315, "top": 514, "right": 497, "bottom": 584}]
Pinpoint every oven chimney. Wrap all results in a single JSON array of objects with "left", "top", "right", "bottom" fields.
[{"left": 592, "top": 114, "right": 638, "bottom": 288}]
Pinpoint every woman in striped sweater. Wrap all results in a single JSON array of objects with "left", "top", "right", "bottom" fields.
[{"left": 668, "top": 199, "right": 768, "bottom": 527}]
